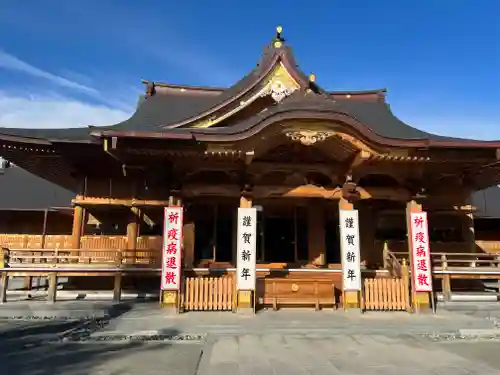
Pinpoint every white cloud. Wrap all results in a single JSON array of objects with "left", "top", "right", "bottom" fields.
[
  {"left": 0, "top": 50, "right": 98, "bottom": 94},
  {"left": 0, "top": 92, "right": 132, "bottom": 128}
]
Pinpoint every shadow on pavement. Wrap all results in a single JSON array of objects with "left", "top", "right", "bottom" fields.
[
  {"left": 0, "top": 325, "right": 189, "bottom": 375},
  {"left": 0, "top": 301, "right": 203, "bottom": 375}
]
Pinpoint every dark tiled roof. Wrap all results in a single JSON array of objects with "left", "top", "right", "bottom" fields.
[
  {"left": 0, "top": 126, "right": 92, "bottom": 141},
  {"left": 0, "top": 43, "right": 489, "bottom": 144},
  {"left": 471, "top": 186, "right": 500, "bottom": 218},
  {"left": 0, "top": 166, "right": 75, "bottom": 210}
]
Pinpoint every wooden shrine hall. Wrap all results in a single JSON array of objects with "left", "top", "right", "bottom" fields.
[{"left": 1, "top": 27, "right": 500, "bottom": 312}]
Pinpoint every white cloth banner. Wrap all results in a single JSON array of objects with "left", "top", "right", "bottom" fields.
[
  {"left": 339, "top": 209, "right": 362, "bottom": 291},
  {"left": 161, "top": 207, "right": 183, "bottom": 291},
  {"left": 409, "top": 212, "right": 433, "bottom": 292},
  {"left": 236, "top": 207, "right": 257, "bottom": 290}
]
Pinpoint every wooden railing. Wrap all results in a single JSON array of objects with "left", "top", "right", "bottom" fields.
[
  {"left": 382, "top": 242, "right": 403, "bottom": 277},
  {"left": 389, "top": 251, "right": 500, "bottom": 270},
  {"left": 0, "top": 235, "right": 163, "bottom": 251},
  {"left": 1, "top": 248, "right": 161, "bottom": 268},
  {"left": 378, "top": 240, "right": 500, "bottom": 254},
  {"left": 182, "top": 275, "right": 235, "bottom": 311},
  {"left": 432, "top": 252, "right": 500, "bottom": 269}
]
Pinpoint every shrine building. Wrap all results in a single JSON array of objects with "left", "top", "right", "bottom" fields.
[{"left": 1, "top": 27, "right": 500, "bottom": 311}]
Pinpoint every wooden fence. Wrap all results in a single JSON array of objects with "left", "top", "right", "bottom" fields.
[
  {"left": 182, "top": 275, "right": 235, "bottom": 311},
  {"left": 362, "top": 277, "right": 410, "bottom": 311}
]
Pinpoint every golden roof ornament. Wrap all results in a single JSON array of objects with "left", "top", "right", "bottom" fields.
[
  {"left": 273, "top": 25, "right": 284, "bottom": 48},
  {"left": 309, "top": 73, "right": 316, "bottom": 83}
]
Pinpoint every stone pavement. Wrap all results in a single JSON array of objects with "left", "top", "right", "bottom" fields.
[
  {"left": 199, "top": 333, "right": 500, "bottom": 375},
  {"left": 93, "top": 302, "right": 498, "bottom": 337},
  {"left": 3, "top": 301, "right": 500, "bottom": 374}
]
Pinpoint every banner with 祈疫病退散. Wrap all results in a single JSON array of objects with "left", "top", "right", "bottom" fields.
[
  {"left": 409, "top": 212, "right": 433, "bottom": 292},
  {"left": 161, "top": 206, "right": 183, "bottom": 291}
]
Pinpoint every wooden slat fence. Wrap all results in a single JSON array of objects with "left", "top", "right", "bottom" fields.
[
  {"left": 363, "top": 277, "right": 410, "bottom": 311},
  {"left": 183, "top": 275, "right": 235, "bottom": 311}
]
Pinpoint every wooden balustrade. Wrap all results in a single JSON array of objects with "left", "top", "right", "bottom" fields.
[
  {"left": 388, "top": 251, "right": 500, "bottom": 270},
  {"left": 0, "top": 234, "right": 163, "bottom": 250},
  {"left": 1, "top": 248, "right": 161, "bottom": 269},
  {"left": 431, "top": 253, "right": 500, "bottom": 269},
  {"left": 377, "top": 240, "right": 500, "bottom": 254}
]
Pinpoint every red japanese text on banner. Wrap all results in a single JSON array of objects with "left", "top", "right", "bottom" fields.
[
  {"left": 409, "top": 212, "right": 433, "bottom": 292},
  {"left": 161, "top": 207, "right": 183, "bottom": 291}
]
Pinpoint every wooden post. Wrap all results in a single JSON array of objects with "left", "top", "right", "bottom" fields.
[
  {"left": 113, "top": 251, "right": 123, "bottom": 303},
  {"left": 0, "top": 272, "right": 8, "bottom": 304},
  {"left": 47, "top": 273, "right": 57, "bottom": 303},
  {"left": 237, "top": 195, "right": 253, "bottom": 310},
  {"left": 113, "top": 273, "right": 122, "bottom": 303},
  {"left": 339, "top": 197, "right": 361, "bottom": 309},
  {"left": 127, "top": 208, "right": 139, "bottom": 265},
  {"left": 41, "top": 209, "right": 49, "bottom": 249},
  {"left": 401, "top": 259, "right": 411, "bottom": 311},
  {"left": 461, "top": 204, "right": 476, "bottom": 253},
  {"left": 441, "top": 254, "right": 451, "bottom": 302},
  {"left": 71, "top": 205, "right": 84, "bottom": 249},
  {"left": 406, "top": 200, "right": 430, "bottom": 311}
]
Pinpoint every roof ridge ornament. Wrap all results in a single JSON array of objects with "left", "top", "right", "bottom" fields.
[{"left": 273, "top": 26, "right": 285, "bottom": 48}]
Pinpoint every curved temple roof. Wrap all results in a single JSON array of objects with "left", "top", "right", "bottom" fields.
[{"left": 0, "top": 27, "right": 499, "bottom": 150}]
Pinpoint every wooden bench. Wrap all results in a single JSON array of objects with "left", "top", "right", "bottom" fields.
[{"left": 261, "top": 278, "right": 336, "bottom": 310}]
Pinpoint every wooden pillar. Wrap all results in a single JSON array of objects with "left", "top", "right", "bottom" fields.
[
  {"left": 71, "top": 205, "right": 84, "bottom": 249},
  {"left": 307, "top": 201, "right": 326, "bottom": 266},
  {"left": 406, "top": 200, "right": 430, "bottom": 311},
  {"left": 339, "top": 197, "right": 361, "bottom": 309},
  {"left": 47, "top": 273, "right": 57, "bottom": 303},
  {"left": 237, "top": 195, "right": 253, "bottom": 310},
  {"left": 41, "top": 209, "right": 49, "bottom": 249},
  {"left": 127, "top": 208, "right": 139, "bottom": 251},
  {"left": 161, "top": 196, "right": 182, "bottom": 310},
  {"left": 126, "top": 207, "right": 139, "bottom": 270}
]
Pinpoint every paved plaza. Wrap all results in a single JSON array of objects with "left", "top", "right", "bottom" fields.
[{"left": 2, "top": 303, "right": 500, "bottom": 374}]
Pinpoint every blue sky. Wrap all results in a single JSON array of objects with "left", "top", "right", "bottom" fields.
[{"left": 0, "top": 0, "right": 499, "bottom": 139}]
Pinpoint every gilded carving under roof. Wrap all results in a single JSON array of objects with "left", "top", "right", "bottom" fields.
[
  {"left": 260, "top": 63, "right": 299, "bottom": 103},
  {"left": 190, "top": 62, "right": 300, "bottom": 128},
  {"left": 285, "top": 130, "right": 335, "bottom": 146}
]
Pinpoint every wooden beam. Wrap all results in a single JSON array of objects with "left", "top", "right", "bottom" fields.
[{"left": 73, "top": 196, "right": 170, "bottom": 207}]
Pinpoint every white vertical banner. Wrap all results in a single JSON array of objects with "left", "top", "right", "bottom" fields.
[
  {"left": 339, "top": 209, "right": 362, "bottom": 291},
  {"left": 409, "top": 212, "right": 433, "bottom": 292},
  {"left": 161, "top": 206, "right": 183, "bottom": 291},
  {"left": 236, "top": 207, "right": 257, "bottom": 290}
]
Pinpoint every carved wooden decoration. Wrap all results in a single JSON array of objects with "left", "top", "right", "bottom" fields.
[
  {"left": 260, "top": 63, "right": 299, "bottom": 103},
  {"left": 285, "top": 130, "right": 335, "bottom": 146}
]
